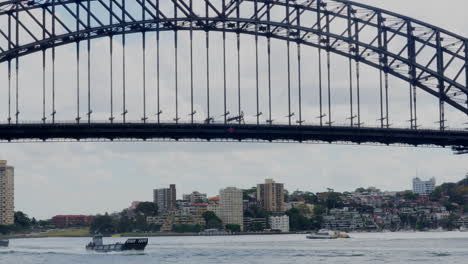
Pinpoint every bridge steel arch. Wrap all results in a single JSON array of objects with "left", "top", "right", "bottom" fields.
[
  {"left": 0, "top": 0, "right": 467, "bottom": 117},
  {"left": 0, "top": 0, "right": 467, "bottom": 150}
]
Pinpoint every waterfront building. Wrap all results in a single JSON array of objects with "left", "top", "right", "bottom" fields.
[
  {"left": 0, "top": 160, "right": 14, "bottom": 225},
  {"left": 412, "top": 177, "right": 436, "bottom": 195},
  {"left": 181, "top": 203, "right": 208, "bottom": 226},
  {"left": 153, "top": 184, "right": 177, "bottom": 212},
  {"left": 147, "top": 209, "right": 206, "bottom": 232},
  {"left": 243, "top": 199, "right": 259, "bottom": 212},
  {"left": 219, "top": 187, "right": 244, "bottom": 231},
  {"left": 243, "top": 217, "right": 267, "bottom": 231},
  {"left": 269, "top": 215, "right": 290, "bottom": 232},
  {"left": 257, "top": 179, "right": 285, "bottom": 212},
  {"left": 207, "top": 197, "right": 222, "bottom": 218},
  {"left": 147, "top": 212, "right": 173, "bottom": 232},
  {"left": 183, "top": 191, "right": 207, "bottom": 203},
  {"left": 322, "top": 209, "right": 365, "bottom": 230},
  {"left": 146, "top": 215, "right": 167, "bottom": 226},
  {"left": 51, "top": 215, "right": 94, "bottom": 228}
]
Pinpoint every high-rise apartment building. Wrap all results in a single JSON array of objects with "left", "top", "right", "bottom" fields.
[
  {"left": 153, "top": 184, "right": 177, "bottom": 212},
  {"left": 0, "top": 160, "right": 14, "bottom": 225},
  {"left": 412, "top": 177, "right": 436, "bottom": 195},
  {"left": 219, "top": 187, "right": 243, "bottom": 231},
  {"left": 257, "top": 179, "right": 285, "bottom": 212}
]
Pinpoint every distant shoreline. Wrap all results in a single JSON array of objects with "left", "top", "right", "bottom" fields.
[
  {"left": 3, "top": 229, "right": 462, "bottom": 240},
  {"left": 2, "top": 231, "right": 301, "bottom": 240}
]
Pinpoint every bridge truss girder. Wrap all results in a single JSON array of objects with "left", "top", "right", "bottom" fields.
[
  {"left": 0, "top": 0, "right": 466, "bottom": 136},
  {"left": 0, "top": 123, "right": 466, "bottom": 148}
]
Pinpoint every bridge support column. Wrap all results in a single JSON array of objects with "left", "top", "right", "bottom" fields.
[{"left": 436, "top": 31, "right": 446, "bottom": 130}]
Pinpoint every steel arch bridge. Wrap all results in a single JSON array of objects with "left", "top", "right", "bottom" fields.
[{"left": 0, "top": 0, "right": 467, "bottom": 152}]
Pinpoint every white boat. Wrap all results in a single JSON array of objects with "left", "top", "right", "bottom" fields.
[
  {"left": 306, "top": 230, "right": 350, "bottom": 239},
  {"left": 428, "top": 227, "right": 444, "bottom": 232},
  {"left": 460, "top": 226, "right": 468, "bottom": 232}
]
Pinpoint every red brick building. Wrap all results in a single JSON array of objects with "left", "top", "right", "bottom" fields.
[{"left": 51, "top": 215, "right": 94, "bottom": 228}]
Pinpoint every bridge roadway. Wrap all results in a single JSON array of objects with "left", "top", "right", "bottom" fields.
[{"left": 0, "top": 123, "right": 467, "bottom": 147}]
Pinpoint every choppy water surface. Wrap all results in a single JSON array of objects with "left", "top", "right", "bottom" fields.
[{"left": 1, "top": 232, "right": 468, "bottom": 264}]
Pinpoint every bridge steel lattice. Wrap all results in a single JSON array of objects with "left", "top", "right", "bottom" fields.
[{"left": 0, "top": 0, "right": 467, "bottom": 151}]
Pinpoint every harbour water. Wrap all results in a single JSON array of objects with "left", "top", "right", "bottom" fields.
[{"left": 1, "top": 232, "right": 468, "bottom": 264}]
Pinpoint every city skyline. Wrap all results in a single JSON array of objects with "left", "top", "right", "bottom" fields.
[
  {"left": 7, "top": 161, "right": 468, "bottom": 221},
  {"left": 0, "top": 0, "right": 467, "bottom": 220},
  {"left": 1, "top": 144, "right": 467, "bottom": 220}
]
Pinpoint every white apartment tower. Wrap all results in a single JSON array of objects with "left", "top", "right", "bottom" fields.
[
  {"left": 0, "top": 160, "right": 14, "bottom": 225},
  {"left": 219, "top": 187, "right": 244, "bottom": 231},
  {"left": 412, "top": 177, "right": 436, "bottom": 195},
  {"left": 269, "top": 215, "right": 290, "bottom": 232}
]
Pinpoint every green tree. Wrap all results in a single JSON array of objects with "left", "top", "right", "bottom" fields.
[
  {"left": 247, "top": 222, "right": 265, "bottom": 232},
  {"left": 225, "top": 224, "right": 241, "bottom": 232},
  {"left": 0, "top": 225, "right": 20, "bottom": 234},
  {"left": 244, "top": 205, "right": 268, "bottom": 218},
  {"left": 355, "top": 187, "right": 367, "bottom": 193},
  {"left": 135, "top": 202, "right": 158, "bottom": 217},
  {"left": 148, "top": 224, "right": 161, "bottom": 232},
  {"left": 309, "top": 215, "right": 323, "bottom": 231},
  {"left": 14, "top": 211, "right": 31, "bottom": 228},
  {"left": 313, "top": 205, "right": 326, "bottom": 216},
  {"left": 289, "top": 191, "right": 317, "bottom": 203},
  {"left": 439, "top": 213, "right": 460, "bottom": 230},
  {"left": 202, "top": 211, "right": 223, "bottom": 229},
  {"left": 243, "top": 187, "right": 257, "bottom": 200},
  {"left": 133, "top": 215, "right": 149, "bottom": 231},
  {"left": 90, "top": 213, "right": 116, "bottom": 234},
  {"left": 429, "top": 177, "right": 468, "bottom": 207},
  {"left": 38, "top": 219, "right": 52, "bottom": 228},
  {"left": 401, "top": 190, "right": 419, "bottom": 200},
  {"left": 323, "top": 192, "right": 343, "bottom": 209},
  {"left": 286, "top": 208, "right": 312, "bottom": 231},
  {"left": 116, "top": 214, "right": 133, "bottom": 233}
]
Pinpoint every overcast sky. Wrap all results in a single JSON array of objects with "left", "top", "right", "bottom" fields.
[{"left": 0, "top": 0, "right": 467, "bottom": 220}]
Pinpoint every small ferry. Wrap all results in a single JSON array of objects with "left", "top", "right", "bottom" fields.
[
  {"left": 306, "top": 230, "right": 350, "bottom": 239},
  {"left": 86, "top": 235, "right": 148, "bottom": 252},
  {"left": 0, "top": 239, "right": 8, "bottom": 247}
]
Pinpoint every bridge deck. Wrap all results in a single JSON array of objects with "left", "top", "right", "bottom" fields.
[{"left": 0, "top": 123, "right": 466, "bottom": 147}]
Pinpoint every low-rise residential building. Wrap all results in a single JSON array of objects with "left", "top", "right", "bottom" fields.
[
  {"left": 207, "top": 197, "right": 222, "bottom": 218},
  {"left": 269, "top": 215, "right": 289, "bottom": 232},
  {"left": 51, "top": 215, "right": 94, "bottom": 228},
  {"left": 183, "top": 191, "right": 207, "bottom": 203},
  {"left": 243, "top": 217, "right": 267, "bottom": 231}
]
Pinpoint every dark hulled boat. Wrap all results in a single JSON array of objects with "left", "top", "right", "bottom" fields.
[
  {"left": 86, "top": 235, "right": 148, "bottom": 252},
  {"left": 0, "top": 239, "right": 9, "bottom": 247}
]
